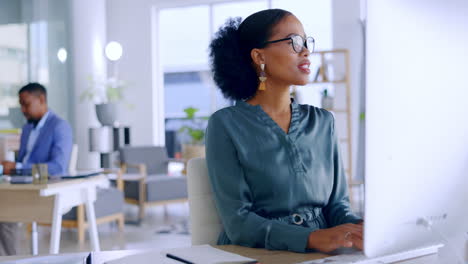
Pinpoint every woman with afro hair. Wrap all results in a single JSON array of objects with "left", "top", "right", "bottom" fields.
[{"left": 206, "top": 9, "right": 363, "bottom": 253}]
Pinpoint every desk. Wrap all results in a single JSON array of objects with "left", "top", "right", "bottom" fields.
[
  {"left": 217, "top": 245, "right": 328, "bottom": 263},
  {"left": 0, "top": 246, "right": 443, "bottom": 264},
  {"left": 217, "top": 245, "right": 440, "bottom": 264},
  {"left": 0, "top": 175, "right": 108, "bottom": 254}
]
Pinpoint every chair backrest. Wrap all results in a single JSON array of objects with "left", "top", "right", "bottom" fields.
[
  {"left": 68, "top": 144, "right": 78, "bottom": 175},
  {"left": 187, "top": 157, "right": 223, "bottom": 246},
  {"left": 119, "top": 146, "right": 169, "bottom": 175}
]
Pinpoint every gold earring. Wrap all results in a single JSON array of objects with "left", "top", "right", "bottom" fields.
[{"left": 258, "top": 63, "right": 267, "bottom": 91}]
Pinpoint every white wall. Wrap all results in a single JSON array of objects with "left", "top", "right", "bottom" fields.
[
  {"left": 366, "top": 0, "right": 468, "bottom": 259},
  {"left": 332, "top": 0, "right": 363, "bottom": 181},
  {"left": 106, "top": 0, "right": 156, "bottom": 146}
]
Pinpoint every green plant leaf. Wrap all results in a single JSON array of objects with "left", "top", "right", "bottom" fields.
[
  {"left": 184, "top": 107, "right": 198, "bottom": 119},
  {"left": 178, "top": 107, "right": 205, "bottom": 144},
  {"left": 359, "top": 112, "right": 366, "bottom": 121}
]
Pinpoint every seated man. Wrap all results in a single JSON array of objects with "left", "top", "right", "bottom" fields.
[
  {"left": 2, "top": 82, "right": 73, "bottom": 176},
  {"left": 0, "top": 82, "right": 73, "bottom": 255}
]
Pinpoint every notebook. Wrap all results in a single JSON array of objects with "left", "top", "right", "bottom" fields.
[
  {"left": 58, "top": 169, "right": 103, "bottom": 179},
  {"left": 7, "top": 170, "right": 103, "bottom": 184},
  {"left": 163, "top": 245, "right": 257, "bottom": 264},
  {"left": 104, "top": 245, "right": 257, "bottom": 264}
]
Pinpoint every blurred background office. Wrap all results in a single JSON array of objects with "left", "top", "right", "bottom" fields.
[
  {"left": 0, "top": 0, "right": 365, "bottom": 255},
  {"left": 0, "top": 0, "right": 466, "bottom": 259},
  {"left": 0, "top": 0, "right": 362, "bottom": 170}
]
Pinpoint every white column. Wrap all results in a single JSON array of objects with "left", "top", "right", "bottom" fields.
[{"left": 68, "top": 0, "right": 106, "bottom": 169}]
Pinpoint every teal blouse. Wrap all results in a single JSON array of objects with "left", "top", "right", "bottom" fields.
[{"left": 205, "top": 99, "right": 361, "bottom": 253}]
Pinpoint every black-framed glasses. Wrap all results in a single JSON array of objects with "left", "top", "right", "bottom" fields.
[{"left": 263, "top": 34, "right": 315, "bottom": 53}]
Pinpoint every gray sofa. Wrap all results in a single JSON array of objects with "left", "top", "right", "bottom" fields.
[{"left": 119, "top": 146, "right": 188, "bottom": 222}]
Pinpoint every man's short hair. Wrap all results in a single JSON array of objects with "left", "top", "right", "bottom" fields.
[{"left": 18, "top": 83, "right": 47, "bottom": 99}]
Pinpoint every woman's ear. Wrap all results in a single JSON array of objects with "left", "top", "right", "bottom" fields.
[{"left": 251, "top": 48, "right": 265, "bottom": 69}]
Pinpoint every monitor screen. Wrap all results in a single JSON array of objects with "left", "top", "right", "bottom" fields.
[{"left": 364, "top": 0, "right": 468, "bottom": 262}]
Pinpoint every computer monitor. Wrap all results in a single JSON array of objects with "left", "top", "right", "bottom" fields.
[{"left": 364, "top": 0, "right": 468, "bottom": 262}]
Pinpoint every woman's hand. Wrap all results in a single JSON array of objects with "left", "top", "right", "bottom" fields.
[{"left": 307, "top": 223, "right": 363, "bottom": 252}]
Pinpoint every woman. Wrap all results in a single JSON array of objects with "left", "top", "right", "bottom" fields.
[{"left": 206, "top": 9, "right": 363, "bottom": 253}]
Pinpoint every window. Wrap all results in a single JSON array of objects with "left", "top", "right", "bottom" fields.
[
  {"left": 164, "top": 71, "right": 212, "bottom": 118},
  {"left": 0, "top": 24, "right": 28, "bottom": 116},
  {"left": 160, "top": 6, "right": 210, "bottom": 69}
]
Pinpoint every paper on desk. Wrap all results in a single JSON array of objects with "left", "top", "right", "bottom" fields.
[{"left": 104, "top": 245, "right": 256, "bottom": 264}]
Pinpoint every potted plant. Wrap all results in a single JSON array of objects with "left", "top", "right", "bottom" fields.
[
  {"left": 321, "top": 88, "right": 334, "bottom": 110},
  {"left": 80, "top": 76, "right": 127, "bottom": 126},
  {"left": 178, "top": 107, "right": 207, "bottom": 168}
]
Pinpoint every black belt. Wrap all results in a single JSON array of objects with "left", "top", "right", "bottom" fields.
[{"left": 273, "top": 207, "right": 323, "bottom": 225}]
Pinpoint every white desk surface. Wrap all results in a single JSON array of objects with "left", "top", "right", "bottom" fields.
[
  {"left": 0, "top": 174, "right": 108, "bottom": 191},
  {"left": 0, "top": 246, "right": 443, "bottom": 264},
  {"left": 0, "top": 250, "right": 144, "bottom": 264}
]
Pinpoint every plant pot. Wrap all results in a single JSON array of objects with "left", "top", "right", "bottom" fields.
[
  {"left": 321, "top": 96, "right": 334, "bottom": 110},
  {"left": 95, "top": 103, "right": 118, "bottom": 126},
  {"left": 8, "top": 107, "right": 26, "bottom": 128},
  {"left": 182, "top": 144, "right": 205, "bottom": 161},
  {"left": 181, "top": 144, "right": 205, "bottom": 175}
]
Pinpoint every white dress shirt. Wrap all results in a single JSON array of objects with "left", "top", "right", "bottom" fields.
[{"left": 16, "top": 111, "right": 50, "bottom": 169}]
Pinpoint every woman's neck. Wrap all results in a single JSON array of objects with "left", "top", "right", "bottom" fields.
[{"left": 247, "top": 83, "right": 291, "bottom": 116}]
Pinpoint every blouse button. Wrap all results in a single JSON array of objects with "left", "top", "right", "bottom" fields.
[{"left": 292, "top": 213, "right": 304, "bottom": 225}]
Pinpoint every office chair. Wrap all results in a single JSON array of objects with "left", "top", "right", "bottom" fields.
[{"left": 187, "top": 157, "right": 223, "bottom": 245}]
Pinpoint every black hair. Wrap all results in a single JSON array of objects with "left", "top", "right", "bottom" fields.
[
  {"left": 18, "top": 82, "right": 47, "bottom": 99},
  {"left": 209, "top": 9, "right": 292, "bottom": 101}
]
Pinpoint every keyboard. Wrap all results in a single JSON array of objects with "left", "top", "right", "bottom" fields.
[
  {"left": 9, "top": 176, "right": 33, "bottom": 184},
  {"left": 298, "top": 244, "right": 442, "bottom": 264}
]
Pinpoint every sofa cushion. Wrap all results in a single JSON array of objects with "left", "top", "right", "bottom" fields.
[
  {"left": 120, "top": 146, "right": 169, "bottom": 175},
  {"left": 63, "top": 187, "right": 124, "bottom": 220},
  {"left": 124, "top": 174, "right": 187, "bottom": 202}
]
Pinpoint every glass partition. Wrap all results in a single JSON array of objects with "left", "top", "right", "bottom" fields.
[{"left": 0, "top": 0, "right": 70, "bottom": 129}]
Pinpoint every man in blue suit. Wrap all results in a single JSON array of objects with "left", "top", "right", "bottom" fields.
[
  {"left": 1, "top": 83, "right": 73, "bottom": 176},
  {"left": 0, "top": 83, "right": 73, "bottom": 255}
]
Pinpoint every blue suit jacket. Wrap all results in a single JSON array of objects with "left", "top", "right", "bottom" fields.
[{"left": 17, "top": 111, "right": 73, "bottom": 176}]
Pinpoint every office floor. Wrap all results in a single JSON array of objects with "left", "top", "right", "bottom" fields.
[
  {"left": 15, "top": 186, "right": 364, "bottom": 256},
  {"left": 16, "top": 203, "right": 192, "bottom": 255}
]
